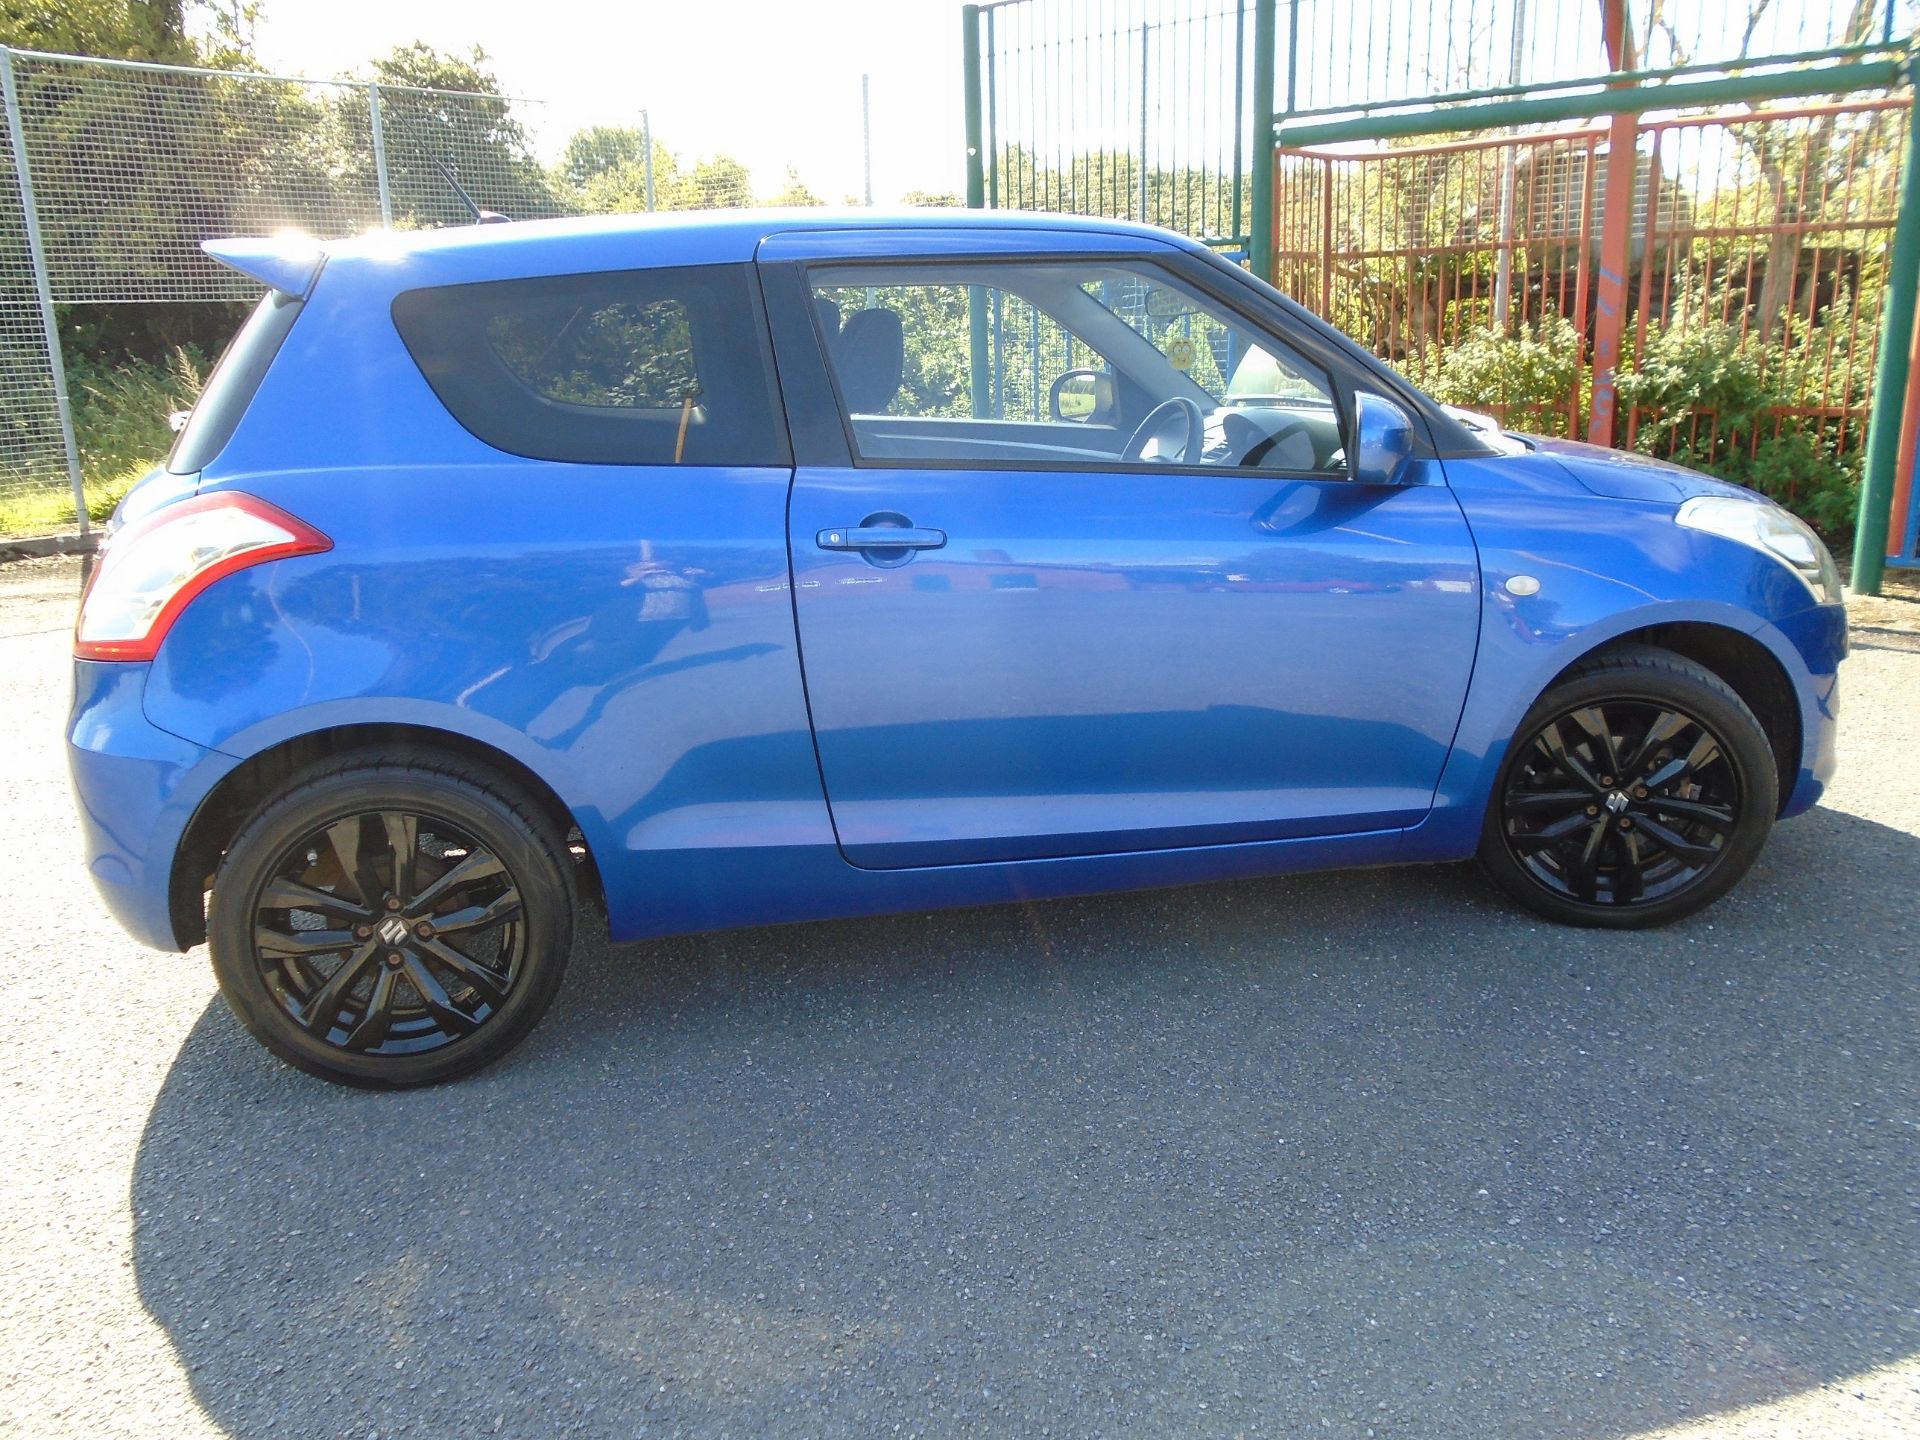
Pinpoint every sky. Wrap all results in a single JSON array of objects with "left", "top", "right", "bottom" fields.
[
  {"left": 243, "top": 0, "right": 971, "bottom": 204},
  {"left": 235, "top": 0, "right": 1905, "bottom": 211}
]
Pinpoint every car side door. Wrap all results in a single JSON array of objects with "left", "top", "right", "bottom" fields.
[{"left": 757, "top": 228, "right": 1482, "bottom": 870}]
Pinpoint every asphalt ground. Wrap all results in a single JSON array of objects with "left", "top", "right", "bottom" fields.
[{"left": 2, "top": 552, "right": 1916, "bottom": 1439}]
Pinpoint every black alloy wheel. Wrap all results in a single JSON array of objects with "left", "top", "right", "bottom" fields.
[
  {"left": 252, "top": 811, "right": 524, "bottom": 1056},
  {"left": 1479, "top": 647, "right": 1779, "bottom": 928},
  {"left": 209, "top": 754, "right": 573, "bottom": 1087}
]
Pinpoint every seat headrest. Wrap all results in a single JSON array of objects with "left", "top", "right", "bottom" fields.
[
  {"left": 813, "top": 294, "right": 842, "bottom": 345},
  {"left": 835, "top": 308, "right": 904, "bottom": 415}
]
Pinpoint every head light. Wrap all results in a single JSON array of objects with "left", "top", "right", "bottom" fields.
[{"left": 1675, "top": 496, "right": 1842, "bottom": 606}]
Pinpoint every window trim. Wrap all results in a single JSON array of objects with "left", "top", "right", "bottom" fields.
[{"left": 799, "top": 251, "right": 1355, "bottom": 481}]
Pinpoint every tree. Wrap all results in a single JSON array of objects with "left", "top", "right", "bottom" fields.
[
  {"left": 764, "top": 168, "right": 825, "bottom": 207},
  {"left": 670, "top": 154, "right": 751, "bottom": 210},
  {"left": 557, "top": 126, "right": 659, "bottom": 191},
  {"left": 556, "top": 124, "right": 784, "bottom": 216},
  {"left": 2, "top": 0, "right": 196, "bottom": 61},
  {"left": 1651, "top": 0, "right": 1886, "bottom": 343},
  {"left": 336, "top": 44, "right": 564, "bottom": 225}
]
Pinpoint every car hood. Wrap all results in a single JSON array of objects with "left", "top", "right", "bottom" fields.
[{"left": 1515, "top": 433, "right": 1761, "bottom": 505}]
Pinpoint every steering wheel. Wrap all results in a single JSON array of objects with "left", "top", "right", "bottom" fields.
[{"left": 1122, "top": 397, "right": 1206, "bottom": 464}]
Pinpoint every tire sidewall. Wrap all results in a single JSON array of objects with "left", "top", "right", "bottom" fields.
[{"left": 209, "top": 767, "right": 573, "bottom": 1087}]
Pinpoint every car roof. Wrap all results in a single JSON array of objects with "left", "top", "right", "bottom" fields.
[{"left": 287, "top": 207, "right": 1200, "bottom": 292}]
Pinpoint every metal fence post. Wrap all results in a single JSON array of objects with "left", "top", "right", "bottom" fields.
[
  {"left": 985, "top": 8, "right": 998, "bottom": 208},
  {"left": 962, "top": 5, "right": 991, "bottom": 418},
  {"left": 1250, "top": 0, "right": 1277, "bottom": 282},
  {"left": 1230, "top": 0, "right": 1247, "bottom": 248},
  {"left": 641, "top": 109, "right": 655, "bottom": 211},
  {"left": 862, "top": 75, "right": 873, "bottom": 206},
  {"left": 962, "top": 5, "right": 986, "bottom": 209},
  {"left": 367, "top": 81, "right": 393, "bottom": 226},
  {"left": 1491, "top": 0, "right": 1529, "bottom": 332},
  {"left": 1138, "top": 22, "right": 1151, "bottom": 222},
  {"left": 1, "top": 47, "right": 88, "bottom": 535},
  {"left": 1284, "top": 0, "right": 1298, "bottom": 114},
  {"left": 1851, "top": 86, "right": 1920, "bottom": 595},
  {"left": 1585, "top": 0, "right": 1639, "bottom": 447}
]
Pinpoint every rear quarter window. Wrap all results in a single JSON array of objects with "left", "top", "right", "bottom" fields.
[
  {"left": 167, "top": 289, "right": 304, "bottom": 475},
  {"left": 391, "top": 263, "right": 790, "bottom": 467}
]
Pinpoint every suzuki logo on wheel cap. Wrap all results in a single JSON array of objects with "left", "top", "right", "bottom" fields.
[
  {"left": 1604, "top": 791, "right": 1631, "bottom": 815},
  {"left": 377, "top": 917, "right": 410, "bottom": 946}
]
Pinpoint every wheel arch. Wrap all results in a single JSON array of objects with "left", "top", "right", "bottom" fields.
[
  {"left": 169, "top": 721, "right": 604, "bottom": 949},
  {"left": 1542, "top": 621, "right": 1800, "bottom": 816}
]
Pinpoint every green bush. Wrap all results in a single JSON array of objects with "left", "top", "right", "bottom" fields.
[
  {"left": 67, "top": 346, "right": 205, "bottom": 483},
  {"left": 1613, "top": 321, "right": 1860, "bottom": 542},
  {"left": 1407, "top": 314, "right": 1582, "bottom": 437},
  {"left": 1614, "top": 323, "right": 1773, "bottom": 468},
  {"left": 1667, "top": 431, "right": 1862, "bottom": 540}
]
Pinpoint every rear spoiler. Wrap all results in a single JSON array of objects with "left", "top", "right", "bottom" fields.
[{"left": 201, "top": 234, "right": 326, "bottom": 299}]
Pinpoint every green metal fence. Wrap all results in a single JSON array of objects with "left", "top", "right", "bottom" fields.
[
  {"left": 963, "top": 0, "right": 1257, "bottom": 254},
  {"left": 961, "top": 0, "right": 1920, "bottom": 592}
]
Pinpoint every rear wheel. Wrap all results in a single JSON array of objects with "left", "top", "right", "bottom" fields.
[
  {"left": 208, "top": 752, "right": 574, "bottom": 1087},
  {"left": 1479, "top": 647, "right": 1779, "bottom": 929}
]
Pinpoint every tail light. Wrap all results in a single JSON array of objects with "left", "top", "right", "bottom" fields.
[{"left": 75, "top": 491, "right": 331, "bottom": 662}]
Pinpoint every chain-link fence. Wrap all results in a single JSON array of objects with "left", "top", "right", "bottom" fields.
[
  {"left": 965, "top": 0, "right": 1903, "bottom": 253},
  {"left": 0, "top": 76, "right": 77, "bottom": 521},
  {"left": 0, "top": 46, "right": 575, "bottom": 532}
]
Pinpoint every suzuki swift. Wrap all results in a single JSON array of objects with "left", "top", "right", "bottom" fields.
[{"left": 68, "top": 211, "right": 1846, "bottom": 1087}]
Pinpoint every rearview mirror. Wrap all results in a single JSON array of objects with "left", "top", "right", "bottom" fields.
[
  {"left": 1352, "top": 392, "right": 1415, "bottom": 486},
  {"left": 1050, "top": 368, "right": 1115, "bottom": 424}
]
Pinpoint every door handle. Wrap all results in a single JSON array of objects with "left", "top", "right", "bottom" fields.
[{"left": 816, "top": 525, "right": 947, "bottom": 551}]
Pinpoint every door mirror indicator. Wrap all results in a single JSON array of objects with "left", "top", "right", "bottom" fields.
[
  {"left": 1352, "top": 392, "right": 1416, "bottom": 486},
  {"left": 1049, "top": 368, "right": 1115, "bottom": 424}
]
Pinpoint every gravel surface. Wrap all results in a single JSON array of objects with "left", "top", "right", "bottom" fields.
[{"left": 3, "top": 553, "right": 1916, "bottom": 1439}]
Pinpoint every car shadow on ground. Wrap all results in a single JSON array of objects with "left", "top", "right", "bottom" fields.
[{"left": 131, "top": 806, "right": 1917, "bottom": 1439}]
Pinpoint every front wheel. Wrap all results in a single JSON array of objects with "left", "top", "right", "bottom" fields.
[
  {"left": 208, "top": 752, "right": 575, "bottom": 1087},
  {"left": 1478, "top": 647, "right": 1779, "bottom": 929}
]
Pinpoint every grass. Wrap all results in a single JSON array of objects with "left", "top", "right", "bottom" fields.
[
  {"left": 0, "top": 464, "right": 149, "bottom": 538},
  {"left": 0, "top": 348, "right": 202, "bottom": 539}
]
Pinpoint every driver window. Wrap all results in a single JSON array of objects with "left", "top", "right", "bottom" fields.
[
  {"left": 808, "top": 260, "right": 1343, "bottom": 476},
  {"left": 809, "top": 280, "right": 1098, "bottom": 423}
]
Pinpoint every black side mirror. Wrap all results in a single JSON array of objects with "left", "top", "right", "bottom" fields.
[{"left": 1049, "top": 368, "right": 1116, "bottom": 424}]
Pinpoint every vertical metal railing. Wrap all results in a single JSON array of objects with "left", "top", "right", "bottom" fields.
[
  {"left": 962, "top": 0, "right": 1258, "bottom": 257},
  {"left": 368, "top": 82, "right": 394, "bottom": 228},
  {"left": 1854, "top": 92, "right": 1920, "bottom": 593},
  {"left": 0, "top": 47, "right": 86, "bottom": 535}
]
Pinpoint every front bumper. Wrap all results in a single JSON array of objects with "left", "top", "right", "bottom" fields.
[
  {"left": 1766, "top": 599, "right": 1846, "bottom": 820},
  {"left": 67, "top": 660, "right": 238, "bottom": 951}
]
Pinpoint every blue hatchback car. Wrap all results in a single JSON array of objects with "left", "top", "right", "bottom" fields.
[{"left": 68, "top": 210, "right": 1846, "bottom": 1086}]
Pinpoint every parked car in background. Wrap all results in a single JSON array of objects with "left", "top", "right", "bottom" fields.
[{"left": 68, "top": 210, "right": 1845, "bottom": 1086}]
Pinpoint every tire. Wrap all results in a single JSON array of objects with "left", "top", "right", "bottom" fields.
[
  {"left": 1478, "top": 646, "right": 1779, "bottom": 929},
  {"left": 207, "top": 751, "right": 575, "bottom": 1087}
]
